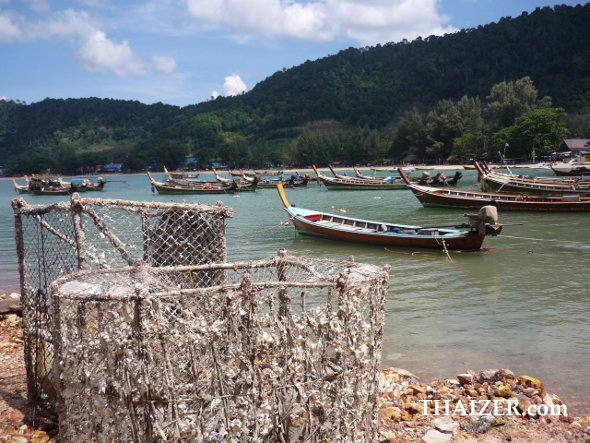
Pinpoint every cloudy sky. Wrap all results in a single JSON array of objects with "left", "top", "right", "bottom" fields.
[{"left": 0, "top": 0, "right": 583, "bottom": 106}]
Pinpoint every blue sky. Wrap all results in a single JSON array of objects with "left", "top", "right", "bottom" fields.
[{"left": 0, "top": 0, "right": 584, "bottom": 106}]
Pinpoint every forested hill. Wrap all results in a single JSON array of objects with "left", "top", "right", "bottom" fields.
[
  {"left": 2, "top": 3, "right": 590, "bottom": 173},
  {"left": 191, "top": 3, "right": 590, "bottom": 127}
]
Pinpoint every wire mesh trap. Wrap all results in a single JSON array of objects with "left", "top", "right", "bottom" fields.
[
  {"left": 12, "top": 194, "right": 232, "bottom": 408},
  {"left": 49, "top": 252, "right": 390, "bottom": 442}
]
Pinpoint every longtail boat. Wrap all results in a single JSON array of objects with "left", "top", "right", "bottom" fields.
[
  {"left": 313, "top": 165, "right": 407, "bottom": 190},
  {"left": 148, "top": 171, "right": 236, "bottom": 194},
  {"left": 14, "top": 174, "right": 105, "bottom": 195},
  {"left": 415, "top": 170, "right": 463, "bottom": 186},
  {"left": 479, "top": 161, "right": 590, "bottom": 184},
  {"left": 551, "top": 158, "right": 590, "bottom": 176},
  {"left": 163, "top": 167, "right": 200, "bottom": 179},
  {"left": 212, "top": 167, "right": 234, "bottom": 185},
  {"left": 232, "top": 169, "right": 284, "bottom": 177},
  {"left": 163, "top": 167, "right": 205, "bottom": 185},
  {"left": 354, "top": 167, "right": 399, "bottom": 181},
  {"left": 277, "top": 183, "right": 501, "bottom": 250},
  {"left": 475, "top": 162, "right": 590, "bottom": 195},
  {"left": 398, "top": 168, "right": 590, "bottom": 211},
  {"left": 551, "top": 165, "right": 590, "bottom": 176},
  {"left": 240, "top": 169, "right": 309, "bottom": 188},
  {"left": 26, "top": 175, "right": 72, "bottom": 195},
  {"left": 12, "top": 178, "right": 30, "bottom": 194},
  {"left": 212, "top": 168, "right": 258, "bottom": 192},
  {"left": 70, "top": 177, "right": 107, "bottom": 192},
  {"left": 357, "top": 166, "right": 463, "bottom": 187}
]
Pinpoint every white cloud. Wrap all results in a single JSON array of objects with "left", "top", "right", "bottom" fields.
[
  {"left": 29, "top": 9, "right": 96, "bottom": 39},
  {"left": 21, "top": 9, "right": 148, "bottom": 76},
  {"left": 78, "top": 30, "right": 146, "bottom": 75},
  {"left": 153, "top": 55, "right": 176, "bottom": 73},
  {"left": 223, "top": 73, "right": 246, "bottom": 96},
  {"left": 185, "top": 0, "right": 456, "bottom": 45},
  {"left": 0, "top": 13, "right": 21, "bottom": 42},
  {"left": 0, "top": 96, "right": 9, "bottom": 101},
  {"left": 211, "top": 90, "right": 220, "bottom": 99},
  {"left": 330, "top": 0, "right": 457, "bottom": 45},
  {"left": 186, "top": 0, "right": 333, "bottom": 40}
]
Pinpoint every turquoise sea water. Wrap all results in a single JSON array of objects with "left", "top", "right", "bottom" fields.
[{"left": 1, "top": 169, "right": 589, "bottom": 414}]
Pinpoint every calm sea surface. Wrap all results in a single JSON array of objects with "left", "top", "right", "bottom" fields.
[{"left": 1, "top": 169, "right": 589, "bottom": 413}]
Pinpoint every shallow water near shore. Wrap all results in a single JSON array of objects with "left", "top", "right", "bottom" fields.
[{"left": 1, "top": 169, "right": 589, "bottom": 414}]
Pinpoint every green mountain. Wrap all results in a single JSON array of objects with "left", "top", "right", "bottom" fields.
[
  {"left": 1, "top": 4, "right": 589, "bottom": 173},
  {"left": 193, "top": 4, "right": 590, "bottom": 127}
]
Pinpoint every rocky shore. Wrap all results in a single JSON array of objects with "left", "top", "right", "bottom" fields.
[
  {"left": 377, "top": 367, "right": 590, "bottom": 442},
  {"left": 1, "top": 295, "right": 589, "bottom": 442}
]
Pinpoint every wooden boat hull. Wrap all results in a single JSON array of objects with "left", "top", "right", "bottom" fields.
[
  {"left": 164, "top": 167, "right": 199, "bottom": 180},
  {"left": 474, "top": 162, "right": 590, "bottom": 195},
  {"left": 289, "top": 216, "right": 485, "bottom": 250},
  {"left": 148, "top": 172, "right": 235, "bottom": 194},
  {"left": 322, "top": 180, "right": 406, "bottom": 190},
  {"left": 314, "top": 164, "right": 406, "bottom": 190},
  {"left": 31, "top": 188, "right": 71, "bottom": 195},
  {"left": 398, "top": 168, "right": 590, "bottom": 211},
  {"left": 277, "top": 183, "right": 490, "bottom": 251},
  {"left": 152, "top": 183, "right": 233, "bottom": 194},
  {"left": 551, "top": 165, "right": 590, "bottom": 176},
  {"left": 71, "top": 181, "right": 106, "bottom": 192},
  {"left": 480, "top": 177, "right": 590, "bottom": 195},
  {"left": 257, "top": 181, "right": 307, "bottom": 189},
  {"left": 410, "top": 186, "right": 590, "bottom": 211},
  {"left": 212, "top": 167, "right": 257, "bottom": 191}
]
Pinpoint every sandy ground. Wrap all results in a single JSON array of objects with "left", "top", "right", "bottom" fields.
[{"left": 0, "top": 314, "right": 54, "bottom": 443}]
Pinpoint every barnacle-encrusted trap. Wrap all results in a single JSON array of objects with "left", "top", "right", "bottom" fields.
[
  {"left": 13, "top": 194, "right": 390, "bottom": 442},
  {"left": 50, "top": 252, "right": 389, "bottom": 442},
  {"left": 13, "top": 194, "right": 231, "bottom": 407}
]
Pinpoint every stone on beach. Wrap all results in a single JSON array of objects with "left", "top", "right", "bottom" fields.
[
  {"left": 457, "top": 373, "right": 473, "bottom": 386},
  {"left": 518, "top": 375, "right": 545, "bottom": 394},
  {"left": 495, "top": 384, "right": 513, "bottom": 398},
  {"left": 434, "top": 416, "right": 459, "bottom": 434},
  {"left": 422, "top": 429, "right": 452, "bottom": 443},
  {"left": 0, "top": 293, "right": 22, "bottom": 315},
  {"left": 376, "top": 366, "right": 585, "bottom": 442}
]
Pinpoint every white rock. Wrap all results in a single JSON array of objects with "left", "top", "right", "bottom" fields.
[
  {"left": 422, "top": 429, "right": 452, "bottom": 443},
  {"left": 434, "top": 416, "right": 459, "bottom": 434}
]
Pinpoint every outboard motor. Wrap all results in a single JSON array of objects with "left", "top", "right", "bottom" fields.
[{"left": 465, "top": 203, "right": 502, "bottom": 236}]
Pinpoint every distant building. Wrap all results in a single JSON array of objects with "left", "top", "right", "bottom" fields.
[
  {"left": 184, "top": 155, "right": 198, "bottom": 166},
  {"left": 559, "top": 139, "right": 590, "bottom": 153},
  {"left": 211, "top": 161, "right": 227, "bottom": 169},
  {"left": 76, "top": 166, "right": 97, "bottom": 175},
  {"left": 101, "top": 162, "right": 123, "bottom": 173}
]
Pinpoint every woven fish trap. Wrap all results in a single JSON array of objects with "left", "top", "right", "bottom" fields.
[
  {"left": 49, "top": 252, "right": 390, "bottom": 442},
  {"left": 12, "top": 195, "right": 232, "bottom": 408}
]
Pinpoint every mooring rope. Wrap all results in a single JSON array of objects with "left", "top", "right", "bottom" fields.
[{"left": 441, "top": 239, "right": 455, "bottom": 264}]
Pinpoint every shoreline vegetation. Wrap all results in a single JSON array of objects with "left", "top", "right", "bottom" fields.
[{"left": 1, "top": 297, "right": 589, "bottom": 442}]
